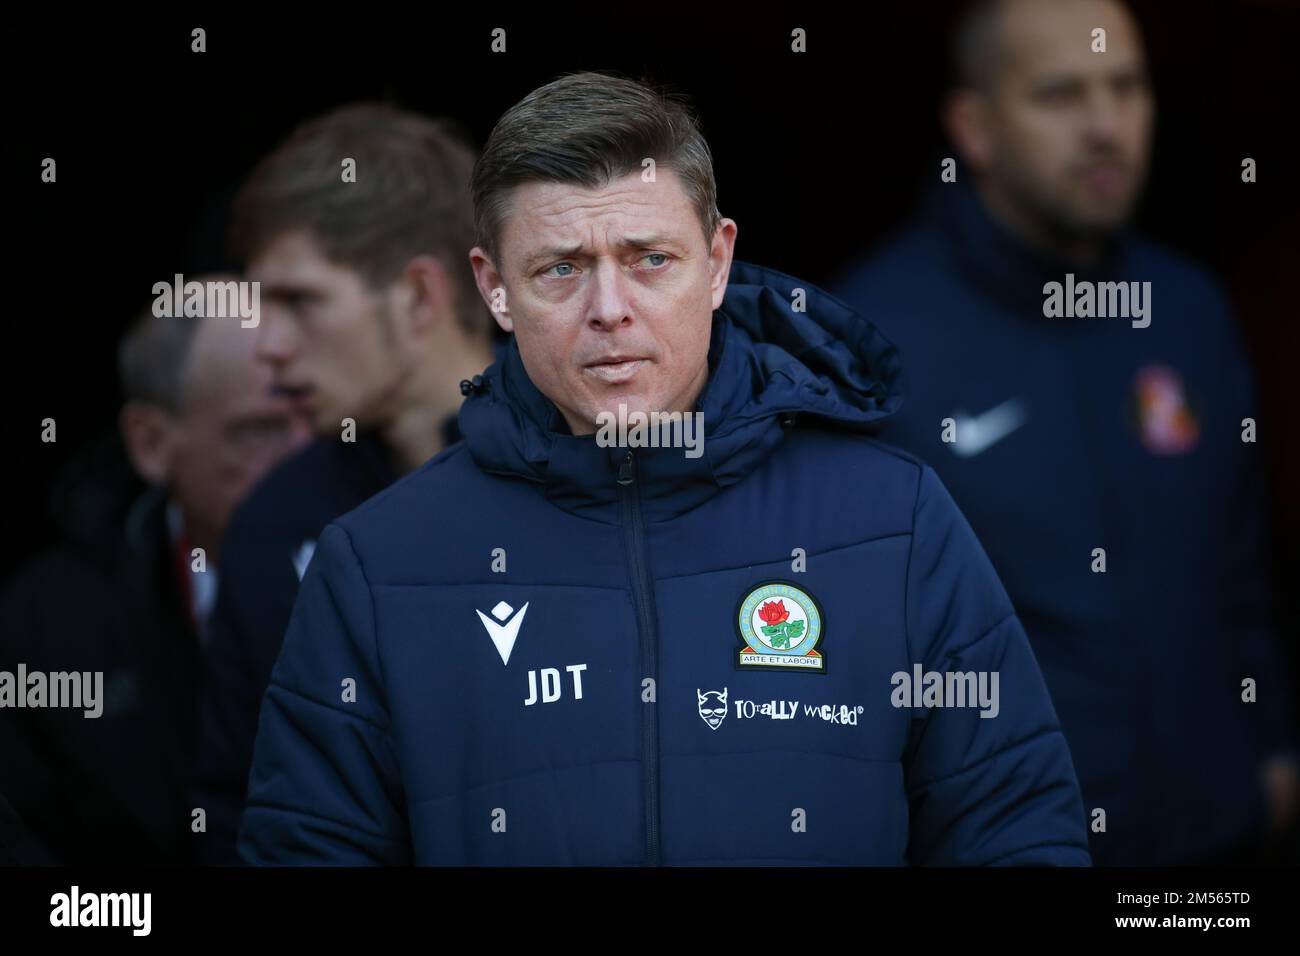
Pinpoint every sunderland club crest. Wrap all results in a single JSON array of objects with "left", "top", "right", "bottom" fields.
[
  {"left": 1132, "top": 364, "right": 1200, "bottom": 455},
  {"left": 735, "top": 581, "right": 826, "bottom": 673}
]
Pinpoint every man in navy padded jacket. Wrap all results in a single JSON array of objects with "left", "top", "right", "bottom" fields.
[{"left": 238, "top": 71, "right": 1091, "bottom": 866}]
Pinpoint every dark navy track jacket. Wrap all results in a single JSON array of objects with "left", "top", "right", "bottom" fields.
[
  {"left": 191, "top": 432, "right": 399, "bottom": 864},
  {"left": 238, "top": 260, "right": 1092, "bottom": 866},
  {"left": 831, "top": 184, "right": 1294, "bottom": 865}
]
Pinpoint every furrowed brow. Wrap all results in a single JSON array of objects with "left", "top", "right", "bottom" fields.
[
  {"left": 526, "top": 234, "right": 679, "bottom": 270},
  {"left": 525, "top": 243, "right": 585, "bottom": 270},
  {"left": 617, "top": 233, "right": 676, "bottom": 250}
]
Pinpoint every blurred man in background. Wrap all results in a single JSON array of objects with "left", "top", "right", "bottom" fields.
[
  {"left": 0, "top": 290, "right": 309, "bottom": 864},
  {"left": 191, "top": 103, "right": 500, "bottom": 864},
  {"left": 832, "top": 0, "right": 1296, "bottom": 864}
]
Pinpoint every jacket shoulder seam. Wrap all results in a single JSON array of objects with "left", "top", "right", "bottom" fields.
[
  {"left": 981, "top": 840, "right": 1090, "bottom": 866},
  {"left": 341, "top": 443, "right": 471, "bottom": 526},
  {"left": 333, "top": 523, "right": 388, "bottom": 699},
  {"left": 903, "top": 462, "right": 924, "bottom": 664},
  {"left": 938, "top": 610, "right": 1018, "bottom": 664},
  {"left": 243, "top": 800, "right": 407, "bottom": 844},
  {"left": 265, "top": 674, "right": 389, "bottom": 733},
  {"left": 654, "top": 531, "right": 912, "bottom": 584},
  {"left": 911, "top": 725, "right": 1066, "bottom": 791}
]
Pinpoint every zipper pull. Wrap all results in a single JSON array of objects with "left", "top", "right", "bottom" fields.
[
  {"left": 459, "top": 375, "right": 488, "bottom": 396},
  {"left": 617, "top": 450, "right": 635, "bottom": 486}
]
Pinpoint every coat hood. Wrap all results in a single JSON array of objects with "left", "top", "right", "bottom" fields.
[{"left": 458, "top": 259, "right": 902, "bottom": 521}]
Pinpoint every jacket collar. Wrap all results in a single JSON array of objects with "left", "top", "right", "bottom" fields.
[
  {"left": 459, "top": 260, "right": 902, "bottom": 523},
  {"left": 931, "top": 179, "right": 1136, "bottom": 316}
]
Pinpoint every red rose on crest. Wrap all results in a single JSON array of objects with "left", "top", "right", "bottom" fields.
[{"left": 758, "top": 600, "right": 790, "bottom": 626}]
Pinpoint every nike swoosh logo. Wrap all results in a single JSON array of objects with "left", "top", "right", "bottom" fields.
[
  {"left": 950, "top": 399, "right": 1028, "bottom": 457},
  {"left": 476, "top": 602, "right": 529, "bottom": 666},
  {"left": 291, "top": 540, "right": 317, "bottom": 581}
]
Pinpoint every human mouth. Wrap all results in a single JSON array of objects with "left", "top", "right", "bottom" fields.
[
  {"left": 1079, "top": 163, "right": 1128, "bottom": 195},
  {"left": 584, "top": 358, "right": 648, "bottom": 385},
  {"left": 273, "top": 382, "right": 315, "bottom": 412}
]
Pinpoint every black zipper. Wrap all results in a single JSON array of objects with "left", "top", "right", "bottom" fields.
[{"left": 618, "top": 449, "right": 661, "bottom": 865}]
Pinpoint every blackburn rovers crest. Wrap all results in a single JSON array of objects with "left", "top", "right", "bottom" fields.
[{"left": 735, "top": 581, "right": 826, "bottom": 673}]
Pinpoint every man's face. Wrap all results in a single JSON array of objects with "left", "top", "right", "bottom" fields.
[
  {"left": 249, "top": 229, "right": 406, "bottom": 433},
  {"left": 471, "top": 169, "right": 736, "bottom": 436},
  {"left": 167, "top": 322, "right": 312, "bottom": 548},
  {"left": 968, "top": 0, "right": 1154, "bottom": 237}
]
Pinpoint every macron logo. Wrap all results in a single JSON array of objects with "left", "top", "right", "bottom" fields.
[{"left": 476, "top": 601, "right": 529, "bottom": 666}]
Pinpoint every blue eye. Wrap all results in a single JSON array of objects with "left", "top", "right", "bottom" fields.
[
  {"left": 644, "top": 253, "right": 668, "bottom": 267},
  {"left": 546, "top": 262, "right": 576, "bottom": 277}
]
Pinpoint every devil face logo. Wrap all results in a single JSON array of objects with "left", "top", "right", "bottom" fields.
[{"left": 697, "top": 688, "right": 728, "bottom": 730}]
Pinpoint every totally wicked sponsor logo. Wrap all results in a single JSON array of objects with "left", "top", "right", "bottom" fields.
[
  {"left": 732, "top": 699, "right": 864, "bottom": 724},
  {"left": 696, "top": 688, "right": 863, "bottom": 728}
]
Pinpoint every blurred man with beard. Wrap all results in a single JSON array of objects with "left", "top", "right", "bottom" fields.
[{"left": 832, "top": 0, "right": 1296, "bottom": 864}]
